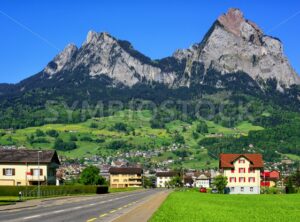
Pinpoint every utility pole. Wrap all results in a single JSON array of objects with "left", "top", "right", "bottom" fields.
[{"left": 38, "top": 151, "right": 42, "bottom": 198}]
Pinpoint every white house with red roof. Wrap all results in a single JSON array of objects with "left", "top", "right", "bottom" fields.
[{"left": 219, "top": 153, "right": 264, "bottom": 194}]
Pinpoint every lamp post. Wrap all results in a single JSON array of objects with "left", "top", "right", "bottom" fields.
[{"left": 38, "top": 151, "right": 42, "bottom": 198}]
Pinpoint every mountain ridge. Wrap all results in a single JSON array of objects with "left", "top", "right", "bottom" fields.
[{"left": 1, "top": 8, "right": 299, "bottom": 94}]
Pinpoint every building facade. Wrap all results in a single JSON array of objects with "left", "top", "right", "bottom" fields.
[
  {"left": 156, "top": 172, "right": 178, "bottom": 188},
  {"left": 109, "top": 167, "right": 143, "bottom": 188},
  {"left": 0, "top": 150, "right": 60, "bottom": 186},
  {"left": 220, "top": 154, "right": 263, "bottom": 194},
  {"left": 194, "top": 173, "right": 211, "bottom": 188}
]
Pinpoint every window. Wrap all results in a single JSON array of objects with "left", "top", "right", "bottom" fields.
[
  {"left": 239, "top": 177, "right": 245, "bottom": 183},
  {"left": 248, "top": 177, "right": 255, "bottom": 183},
  {"left": 230, "top": 187, "right": 235, "bottom": 192},
  {"left": 239, "top": 168, "right": 245, "bottom": 173},
  {"left": 113, "top": 179, "right": 119, "bottom": 182},
  {"left": 3, "top": 168, "right": 15, "bottom": 176},
  {"left": 239, "top": 159, "right": 245, "bottom": 164},
  {"left": 31, "top": 169, "right": 43, "bottom": 176},
  {"left": 241, "top": 187, "right": 244, "bottom": 192},
  {"left": 229, "top": 177, "right": 236, "bottom": 183},
  {"left": 248, "top": 168, "right": 255, "bottom": 173},
  {"left": 250, "top": 187, "right": 254, "bottom": 192}
]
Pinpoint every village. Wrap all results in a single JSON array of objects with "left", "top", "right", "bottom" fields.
[{"left": 0, "top": 145, "right": 299, "bottom": 195}]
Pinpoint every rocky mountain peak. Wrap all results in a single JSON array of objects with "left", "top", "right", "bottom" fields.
[
  {"left": 43, "top": 9, "right": 299, "bottom": 89},
  {"left": 84, "top": 30, "right": 116, "bottom": 45},
  {"left": 44, "top": 43, "right": 78, "bottom": 76}
]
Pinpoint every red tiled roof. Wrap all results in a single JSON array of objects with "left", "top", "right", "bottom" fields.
[{"left": 219, "top": 153, "right": 264, "bottom": 168}]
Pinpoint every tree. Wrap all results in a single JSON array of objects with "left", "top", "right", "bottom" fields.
[
  {"left": 173, "top": 132, "right": 185, "bottom": 144},
  {"left": 35, "top": 129, "right": 45, "bottom": 137},
  {"left": 169, "top": 176, "right": 183, "bottom": 188},
  {"left": 293, "top": 169, "right": 300, "bottom": 188},
  {"left": 213, "top": 175, "right": 228, "bottom": 194},
  {"left": 196, "top": 121, "right": 208, "bottom": 134},
  {"left": 46, "top": 129, "right": 59, "bottom": 138},
  {"left": 80, "top": 166, "right": 106, "bottom": 185},
  {"left": 285, "top": 176, "right": 295, "bottom": 194}
]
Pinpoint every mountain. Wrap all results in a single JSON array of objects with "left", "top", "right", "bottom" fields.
[
  {"left": 0, "top": 8, "right": 300, "bottom": 130},
  {"left": 1, "top": 8, "right": 299, "bottom": 96}
]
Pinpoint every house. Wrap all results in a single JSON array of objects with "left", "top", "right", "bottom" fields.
[
  {"left": 261, "top": 170, "right": 280, "bottom": 187},
  {"left": 156, "top": 171, "right": 178, "bottom": 188},
  {"left": 219, "top": 153, "right": 264, "bottom": 194},
  {"left": 109, "top": 167, "right": 143, "bottom": 188},
  {"left": 194, "top": 172, "right": 211, "bottom": 188},
  {"left": 0, "top": 149, "right": 60, "bottom": 186}
]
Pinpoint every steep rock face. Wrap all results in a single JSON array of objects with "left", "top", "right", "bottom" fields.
[
  {"left": 174, "top": 8, "right": 300, "bottom": 89},
  {"left": 38, "top": 8, "right": 300, "bottom": 90},
  {"left": 44, "top": 31, "right": 176, "bottom": 86}
]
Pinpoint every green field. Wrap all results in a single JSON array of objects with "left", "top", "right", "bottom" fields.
[
  {"left": 0, "top": 109, "right": 266, "bottom": 168},
  {"left": 150, "top": 191, "right": 300, "bottom": 222}
]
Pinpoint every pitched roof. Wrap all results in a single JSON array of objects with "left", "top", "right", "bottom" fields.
[
  {"left": 219, "top": 153, "right": 264, "bottom": 168},
  {"left": 0, "top": 149, "right": 60, "bottom": 164},
  {"left": 156, "top": 171, "right": 179, "bottom": 177},
  {"left": 109, "top": 167, "right": 143, "bottom": 174}
]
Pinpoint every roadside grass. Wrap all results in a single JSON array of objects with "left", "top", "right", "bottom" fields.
[
  {"left": 0, "top": 196, "right": 19, "bottom": 205},
  {"left": 109, "top": 187, "right": 143, "bottom": 193},
  {"left": 150, "top": 190, "right": 300, "bottom": 222}
]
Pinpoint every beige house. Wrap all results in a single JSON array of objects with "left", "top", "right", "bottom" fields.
[
  {"left": 0, "top": 149, "right": 60, "bottom": 186},
  {"left": 220, "top": 153, "right": 263, "bottom": 194},
  {"left": 156, "top": 171, "right": 178, "bottom": 188},
  {"left": 109, "top": 167, "right": 143, "bottom": 188}
]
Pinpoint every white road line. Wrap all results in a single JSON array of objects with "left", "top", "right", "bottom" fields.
[
  {"left": 23, "top": 215, "right": 41, "bottom": 220},
  {"left": 53, "top": 210, "right": 65, "bottom": 213}
]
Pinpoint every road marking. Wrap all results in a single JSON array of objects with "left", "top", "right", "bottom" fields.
[
  {"left": 23, "top": 215, "right": 41, "bottom": 220},
  {"left": 73, "top": 206, "right": 83, "bottom": 210},
  {"left": 99, "top": 213, "right": 108, "bottom": 218},
  {"left": 89, "top": 203, "right": 96, "bottom": 206},
  {"left": 53, "top": 210, "right": 65, "bottom": 213},
  {"left": 109, "top": 209, "right": 116, "bottom": 213},
  {"left": 118, "top": 207, "right": 123, "bottom": 210},
  {"left": 86, "top": 218, "right": 97, "bottom": 222}
]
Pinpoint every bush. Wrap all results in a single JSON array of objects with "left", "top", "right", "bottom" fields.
[
  {"left": 80, "top": 136, "right": 93, "bottom": 142},
  {"left": 46, "top": 130, "right": 59, "bottom": 138},
  {"left": 54, "top": 138, "right": 77, "bottom": 151},
  {"left": 0, "top": 185, "right": 108, "bottom": 196},
  {"left": 90, "top": 123, "right": 98, "bottom": 129},
  {"left": 35, "top": 129, "right": 45, "bottom": 137}
]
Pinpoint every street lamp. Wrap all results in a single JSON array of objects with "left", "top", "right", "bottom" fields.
[{"left": 38, "top": 151, "right": 42, "bottom": 198}]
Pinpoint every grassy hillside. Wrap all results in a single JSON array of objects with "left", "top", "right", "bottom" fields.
[{"left": 0, "top": 110, "right": 266, "bottom": 169}]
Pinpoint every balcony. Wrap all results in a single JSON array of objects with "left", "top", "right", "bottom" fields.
[{"left": 27, "top": 175, "right": 46, "bottom": 181}]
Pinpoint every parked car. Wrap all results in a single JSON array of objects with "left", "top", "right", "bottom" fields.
[
  {"left": 199, "top": 187, "right": 207, "bottom": 193},
  {"left": 211, "top": 189, "right": 218, "bottom": 194}
]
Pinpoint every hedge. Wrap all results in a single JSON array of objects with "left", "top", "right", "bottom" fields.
[{"left": 0, "top": 185, "right": 108, "bottom": 196}]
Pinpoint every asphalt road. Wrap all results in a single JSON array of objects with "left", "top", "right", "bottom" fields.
[{"left": 0, "top": 189, "right": 161, "bottom": 222}]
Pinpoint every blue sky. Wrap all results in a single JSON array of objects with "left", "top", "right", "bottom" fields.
[{"left": 0, "top": 0, "right": 299, "bottom": 83}]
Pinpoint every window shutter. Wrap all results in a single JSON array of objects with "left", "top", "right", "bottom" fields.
[
  {"left": 2, "top": 169, "right": 5, "bottom": 175},
  {"left": 235, "top": 178, "right": 236, "bottom": 182},
  {"left": 30, "top": 169, "right": 33, "bottom": 175},
  {"left": 12, "top": 169, "right": 15, "bottom": 176},
  {"left": 40, "top": 169, "right": 43, "bottom": 176},
  {"left": 253, "top": 178, "right": 255, "bottom": 182},
  {"left": 248, "top": 177, "right": 250, "bottom": 182}
]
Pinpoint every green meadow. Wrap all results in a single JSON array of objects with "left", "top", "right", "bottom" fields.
[
  {"left": 150, "top": 191, "right": 300, "bottom": 222},
  {"left": 0, "top": 110, "right": 264, "bottom": 167}
]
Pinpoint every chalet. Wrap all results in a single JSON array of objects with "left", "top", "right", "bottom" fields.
[
  {"left": 194, "top": 172, "right": 211, "bottom": 188},
  {"left": 0, "top": 149, "right": 60, "bottom": 186},
  {"left": 109, "top": 167, "right": 143, "bottom": 188},
  {"left": 219, "top": 153, "right": 264, "bottom": 194},
  {"left": 261, "top": 170, "right": 280, "bottom": 187}
]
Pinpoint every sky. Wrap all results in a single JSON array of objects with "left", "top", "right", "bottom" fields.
[{"left": 0, "top": 0, "right": 300, "bottom": 83}]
